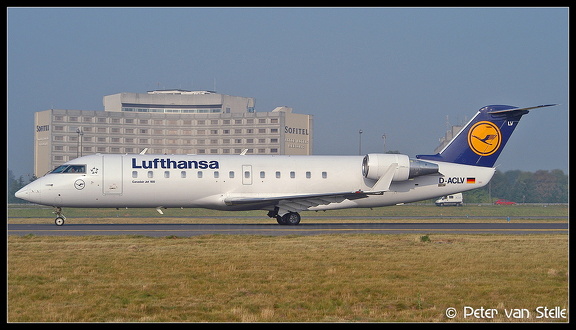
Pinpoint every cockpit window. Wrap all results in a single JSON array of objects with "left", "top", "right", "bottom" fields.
[{"left": 50, "top": 165, "right": 86, "bottom": 174}]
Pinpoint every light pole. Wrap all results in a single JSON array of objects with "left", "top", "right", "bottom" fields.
[
  {"left": 76, "top": 128, "right": 84, "bottom": 157},
  {"left": 358, "top": 129, "right": 363, "bottom": 155},
  {"left": 382, "top": 134, "right": 387, "bottom": 153}
]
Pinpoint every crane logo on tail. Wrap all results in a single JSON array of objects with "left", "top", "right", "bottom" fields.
[{"left": 467, "top": 121, "right": 501, "bottom": 156}]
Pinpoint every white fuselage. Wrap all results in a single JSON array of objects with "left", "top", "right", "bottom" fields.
[{"left": 17, "top": 153, "right": 495, "bottom": 212}]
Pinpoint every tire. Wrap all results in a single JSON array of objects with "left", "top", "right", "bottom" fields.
[
  {"left": 55, "top": 217, "right": 65, "bottom": 226},
  {"left": 282, "top": 212, "right": 301, "bottom": 226},
  {"left": 276, "top": 216, "right": 287, "bottom": 225}
]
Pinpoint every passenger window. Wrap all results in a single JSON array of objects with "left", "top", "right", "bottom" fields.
[
  {"left": 181, "top": 171, "right": 186, "bottom": 178},
  {"left": 148, "top": 171, "right": 153, "bottom": 178},
  {"left": 306, "top": 171, "right": 311, "bottom": 179},
  {"left": 322, "top": 171, "right": 328, "bottom": 179},
  {"left": 198, "top": 171, "right": 203, "bottom": 178},
  {"left": 290, "top": 171, "right": 295, "bottom": 179},
  {"left": 164, "top": 171, "right": 170, "bottom": 178},
  {"left": 276, "top": 171, "right": 281, "bottom": 179},
  {"left": 229, "top": 171, "right": 235, "bottom": 179},
  {"left": 132, "top": 171, "right": 138, "bottom": 178},
  {"left": 244, "top": 171, "right": 250, "bottom": 179},
  {"left": 214, "top": 171, "right": 220, "bottom": 178},
  {"left": 260, "top": 171, "right": 265, "bottom": 179}
]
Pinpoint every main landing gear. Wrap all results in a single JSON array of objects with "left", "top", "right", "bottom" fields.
[
  {"left": 268, "top": 208, "right": 301, "bottom": 225},
  {"left": 53, "top": 207, "right": 66, "bottom": 226}
]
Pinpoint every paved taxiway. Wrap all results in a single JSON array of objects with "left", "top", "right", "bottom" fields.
[{"left": 8, "top": 222, "right": 568, "bottom": 237}]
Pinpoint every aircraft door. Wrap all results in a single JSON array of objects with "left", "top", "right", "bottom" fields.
[
  {"left": 102, "top": 155, "right": 123, "bottom": 195},
  {"left": 242, "top": 165, "right": 252, "bottom": 185}
]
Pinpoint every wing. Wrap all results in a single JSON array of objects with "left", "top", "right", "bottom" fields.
[
  {"left": 224, "top": 162, "right": 401, "bottom": 215},
  {"left": 224, "top": 191, "right": 371, "bottom": 215}
]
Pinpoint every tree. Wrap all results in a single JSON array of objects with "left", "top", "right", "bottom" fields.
[
  {"left": 471, "top": 169, "right": 568, "bottom": 203},
  {"left": 7, "top": 170, "right": 34, "bottom": 203}
]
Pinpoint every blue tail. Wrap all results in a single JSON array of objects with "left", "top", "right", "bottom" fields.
[{"left": 416, "top": 104, "right": 556, "bottom": 167}]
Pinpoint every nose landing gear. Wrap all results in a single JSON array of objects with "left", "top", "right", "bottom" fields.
[{"left": 53, "top": 207, "right": 66, "bottom": 226}]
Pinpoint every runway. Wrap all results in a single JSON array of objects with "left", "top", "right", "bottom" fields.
[{"left": 7, "top": 222, "right": 568, "bottom": 237}]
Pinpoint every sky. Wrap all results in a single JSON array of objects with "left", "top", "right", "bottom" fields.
[{"left": 7, "top": 7, "right": 569, "bottom": 178}]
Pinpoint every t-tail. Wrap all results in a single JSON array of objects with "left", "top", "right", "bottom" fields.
[{"left": 417, "top": 104, "right": 557, "bottom": 167}]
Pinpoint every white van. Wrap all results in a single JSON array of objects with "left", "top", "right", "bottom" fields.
[{"left": 435, "top": 193, "right": 463, "bottom": 206}]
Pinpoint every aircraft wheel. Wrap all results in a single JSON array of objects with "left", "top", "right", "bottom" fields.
[
  {"left": 55, "top": 216, "right": 65, "bottom": 226},
  {"left": 276, "top": 216, "right": 287, "bottom": 225},
  {"left": 282, "top": 212, "right": 301, "bottom": 226}
]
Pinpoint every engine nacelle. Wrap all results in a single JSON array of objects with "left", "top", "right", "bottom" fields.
[{"left": 362, "top": 154, "right": 439, "bottom": 181}]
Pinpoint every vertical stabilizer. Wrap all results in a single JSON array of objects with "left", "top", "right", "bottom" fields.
[{"left": 417, "top": 104, "right": 556, "bottom": 167}]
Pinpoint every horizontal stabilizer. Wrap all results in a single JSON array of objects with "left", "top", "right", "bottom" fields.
[{"left": 486, "top": 104, "right": 557, "bottom": 114}]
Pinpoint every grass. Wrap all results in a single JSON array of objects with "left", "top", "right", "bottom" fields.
[
  {"left": 8, "top": 233, "right": 568, "bottom": 322},
  {"left": 7, "top": 203, "right": 569, "bottom": 224}
]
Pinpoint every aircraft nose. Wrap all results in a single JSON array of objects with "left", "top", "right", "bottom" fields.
[
  {"left": 15, "top": 187, "right": 28, "bottom": 200},
  {"left": 15, "top": 186, "right": 42, "bottom": 204}
]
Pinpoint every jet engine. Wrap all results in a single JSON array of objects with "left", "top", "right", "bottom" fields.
[{"left": 362, "top": 153, "right": 439, "bottom": 181}]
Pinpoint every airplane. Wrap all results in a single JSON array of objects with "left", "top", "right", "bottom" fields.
[{"left": 15, "top": 104, "right": 556, "bottom": 226}]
